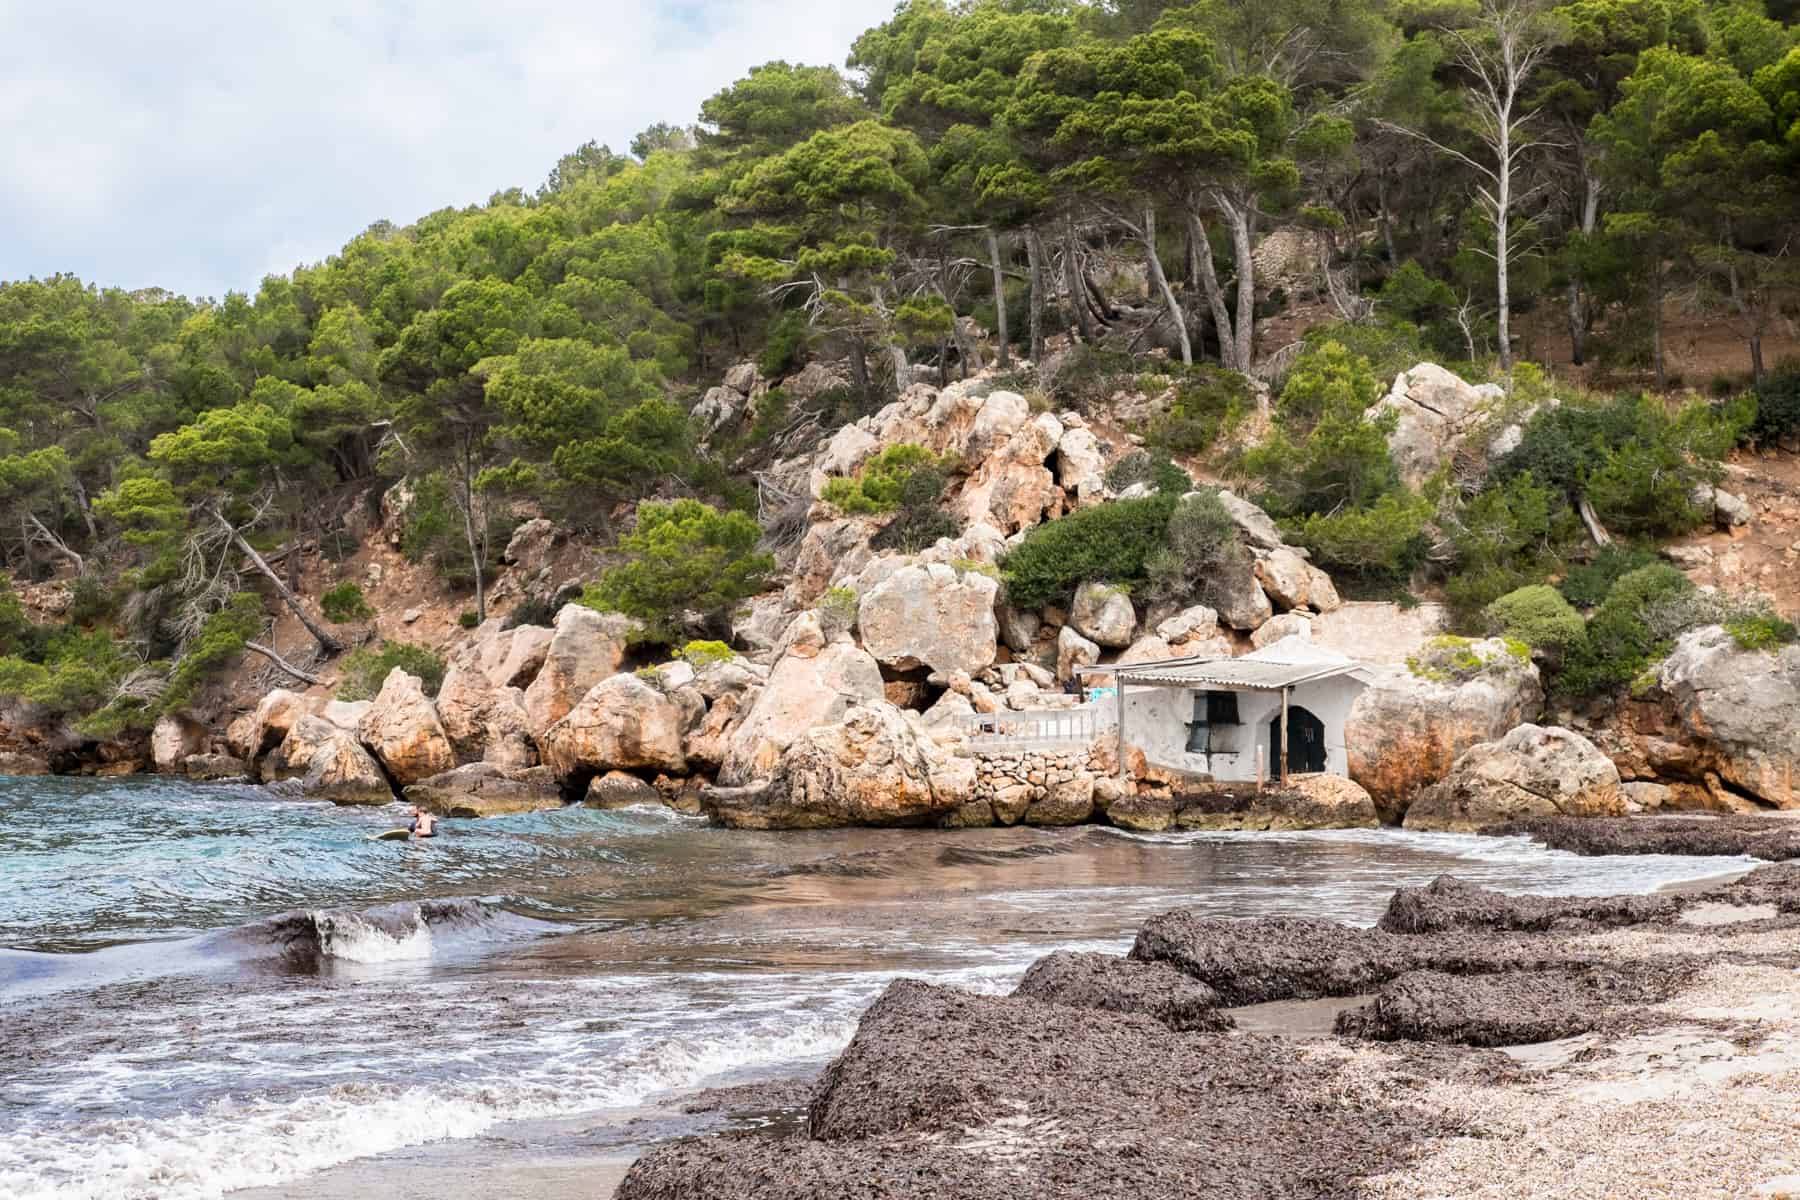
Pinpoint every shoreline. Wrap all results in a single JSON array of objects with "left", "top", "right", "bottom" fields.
[{"left": 228, "top": 815, "right": 1796, "bottom": 1200}]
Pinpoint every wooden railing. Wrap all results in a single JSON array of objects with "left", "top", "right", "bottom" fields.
[{"left": 958, "top": 705, "right": 1107, "bottom": 754}]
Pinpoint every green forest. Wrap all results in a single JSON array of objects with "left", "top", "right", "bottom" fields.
[{"left": 3, "top": 0, "right": 1798, "bottom": 738}]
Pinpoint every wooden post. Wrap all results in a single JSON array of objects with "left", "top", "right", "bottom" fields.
[
  {"left": 1255, "top": 745, "right": 1265, "bottom": 794},
  {"left": 1279, "top": 687, "right": 1291, "bottom": 787},
  {"left": 1115, "top": 677, "right": 1128, "bottom": 780}
]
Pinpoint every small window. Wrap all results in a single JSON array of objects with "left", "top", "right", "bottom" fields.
[{"left": 1185, "top": 690, "right": 1241, "bottom": 753}]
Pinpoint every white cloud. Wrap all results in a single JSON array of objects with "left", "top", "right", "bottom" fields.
[{"left": 0, "top": 0, "right": 894, "bottom": 298}]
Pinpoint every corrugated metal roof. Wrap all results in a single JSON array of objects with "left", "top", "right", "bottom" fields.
[{"left": 1079, "top": 655, "right": 1371, "bottom": 691}]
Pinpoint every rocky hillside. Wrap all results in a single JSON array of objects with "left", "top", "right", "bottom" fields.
[{"left": 8, "top": 352, "right": 1794, "bottom": 838}]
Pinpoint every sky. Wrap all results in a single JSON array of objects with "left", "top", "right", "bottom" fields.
[{"left": 0, "top": 0, "right": 895, "bottom": 300}]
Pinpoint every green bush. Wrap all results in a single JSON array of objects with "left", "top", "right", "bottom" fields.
[
  {"left": 1558, "top": 544, "right": 1659, "bottom": 609},
  {"left": 1557, "top": 564, "right": 1693, "bottom": 698},
  {"left": 759, "top": 311, "right": 809, "bottom": 378},
  {"left": 1748, "top": 367, "right": 1800, "bottom": 446},
  {"left": 821, "top": 444, "right": 946, "bottom": 514},
  {"left": 1103, "top": 451, "right": 1190, "bottom": 496},
  {"left": 320, "top": 582, "right": 374, "bottom": 623},
  {"left": 1484, "top": 585, "right": 1587, "bottom": 666},
  {"left": 1146, "top": 363, "right": 1251, "bottom": 455},
  {"left": 1406, "top": 634, "right": 1531, "bottom": 683},
  {"left": 397, "top": 472, "right": 513, "bottom": 589},
  {"left": 1002, "top": 494, "right": 1178, "bottom": 611},
  {"left": 1276, "top": 339, "right": 1384, "bottom": 427},
  {"left": 1144, "top": 490, "right": 1248, "bottom": 606},
  {"left": 161, "top": 593, "right": 263, "bottom": 710},
  {"left": 1288, "top": 491, "right": 1431, "bottom": 590},
  {"left": 679, "top": 639, "right": 739, "bottom": 668},
  {"left": 457, "top": 610, "right": 480, "bottom": 629},
  {"left": 581, "top": 499, "right": 773, "bottom": 644},
  {"left": 1245, "top": 349, "right": 1400, "bottom": 521},
  {"left": 818, "top": 586, "right": 859, "bottom": 638},
  {"left": 1297, "top": 320, "right": 1429, "bottom": 391},
  {"left": 1725, "top": 612, "right": 1799, "bottom": 652},
  {"left": 337, "top": 642, "right": 447, "bottom": 702}
]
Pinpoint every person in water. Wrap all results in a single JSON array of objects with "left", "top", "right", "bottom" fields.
[{"left": 408, "top": 806, "right": 438, "bottom": 839}]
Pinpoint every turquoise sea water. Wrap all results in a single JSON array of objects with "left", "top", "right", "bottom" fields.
[{"left": 0, "top": 774, "right": 1756, "bottom": 1200}]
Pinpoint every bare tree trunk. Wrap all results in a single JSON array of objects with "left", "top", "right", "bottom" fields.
[
  {"left": 1065, "top": 221, "right": 1094, "bottom": 341},
  {"left": 244, "top": 641, "right": 324, "bottom": 686},
  {"left": 1576, "top": 493, "right": 1613, "bottom": 548},
  {"left": 459, "top": 436, "right": 486, "bottom": 626},
  {"left": 847, "top": 338, "right": 871, "bottom": 396},
  {"left": 1496, "top": 153, "right": 1512, "bottom": 371},
  {"left": 26, "top": 514, "right": 84, "bottom": 576},
  {"left": 1024, "top": 225, "right": 1046, "bottom": 363},
  {"left": 215, "top": 511, "right": 342, "bottom": 654},
  {"left": 985, "top": 227, "right": 1011, "bottom": 368},
  {"left": 1222, "top": 200, "right": 1258, "bottom": 373},
  {"left": 1650, "top": 268, "right": 1666, "bottom": 392},
  {"left": 1186, "top": 209, "right": 1235, "bottom": 370},
  {"left": 1567, "top": 170, "right": 1600, "bottom": 366},
  {"left": 70, "top": 476, "right": 99, "bottom": 541},
  {"left": 1377, "top": 174, "right": 1398, "bottom": 265},
  {"left": 1142, "top": 207, "right": 1192, "bottom": 365}
]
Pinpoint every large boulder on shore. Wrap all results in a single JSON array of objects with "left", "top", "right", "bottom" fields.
[
  {"left": 300, "top": 726, "right": 394, "bottom": 806},
  {"left": 707, "top": 703, "right": 973, "bottom": 829},
  {"left": 151, "top": 715, "right": 207, "bottom": 773},
  {"left": 437, "top": 620, "right": 553, "bottom": 754},
  {"left": 540, "top": 673, "right": 687, "bottom": 780},
  {"left": 718, "top": 641, "right": 885, "bottom": 784},
  {"left": 404, "top": 763, "right": 563, "bottom": 817},
  {"left": 856, "top": 563, "right": 999, "bottom": 677},
  {"left": 228, "top": 689, "right": 321, "bottom": 762},
  {"left": 1619, "top": 625, "right": 1800, "bottom": 810},
  {"left": 1346, "top": 640, "right": 1543, "bottom": 823},
  {"left": 356, "top": 669, "right": 456, "bottom": 787},
  {"left": 1370, "top": 362, "right": 1507, "bottom": 490},
  {"left": 1071, "top": 582, "right": 1137, "bottom": 648},
  {"left": 1404, "top": 724, "right": 1626, "bottom": 833},
  {"left": 522, "top": 605, "right": 637, "bottom": 733},
  {"left": 1171, "top": 774, "right": 1380, "bottom": 832}
]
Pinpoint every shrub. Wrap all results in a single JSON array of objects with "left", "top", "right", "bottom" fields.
[
  {"left": 1043, "top": 345, "right": 1139, "bottom": 413},
  {"left": 818, "top": 586, "right": 859, "bottom": 639},
  {"left": 161, "top": 593, "right": 264, "bottom": 710},
  {"left": 1406, "top": 634, "right": 1530, "bottom": 684},
  {"left": 1001, "top": 494, "right": 1178, "bottom": 611},
  {"left": 1557, "top": 564, "right": 1693, "bottom": 698},
  {"left": 1297, "top": 319, "right": 1429, "bottom": 390},
  {"left": 1748, "top": 367, "right": 1800, "bottom": 446},
  {"left": 1276, "top": 340, "right": 1384, "bottom": 427},
  {"left": 1558, "top": 544, "right": 1659, "bottom": 609},
  {"left": 457, "top": 610, "right": 480, "bottom": 629},
  {"left": 1146, "top": 363, "right": 1251, "bottom": 455},
  {"left": 337, "top": 642, "right": 447, "bottom": 702},
  {"left": 1103, "top": 451, "right": 1191, "bottom": 496},
  {"left": 1288, "top": 491, "right": 1431, "bottom": 589},
  {"left": 1245, "top": 354, "right": 1400, "bottom": 520},
  {"left": 1144, "top": 490, "right": 1248, "bottom": 606},
  {"left": 1484, "top": 585, "right": 1587, "bottom": 667},
  {"left": 320, "top": 582, "right": 374, "bottom": 623},
  {"left": 503, "top": 595, "right": 558, "bottom": 630},
  {"left": 759, "top": 311, "right": 809, "bottom": 378},
  {"left": 679, "top": 639, "right": 738, "bottom": 669},
  {"left": 1725, "top": 612, "right": 1799, "bottom": 652},
  {"left": 870, "top": 459, "right": 959, "bottom": 554},
  {"left": 397, "top": 472, "right": 513, "bottom": 589},
  {"left": 582, "top": 499, "right": 774, "bottom": 644},
  {"left": 821, "top": 444, "right": 946, "bottom": 514}
]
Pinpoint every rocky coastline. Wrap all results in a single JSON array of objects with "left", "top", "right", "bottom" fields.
[{"left": 615, "top": 813, "right": 1800, "bottom": 1200}]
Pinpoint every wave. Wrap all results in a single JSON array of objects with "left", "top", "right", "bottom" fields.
[{"left": 213, "top": 898, "right": 543, "bottom": 969}]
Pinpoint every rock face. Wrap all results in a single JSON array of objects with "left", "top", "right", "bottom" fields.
[
  {"left": 1056, "top": 623, "right": 1100, "bottom": 682},
  {"left": 718, "top": 641, "right": 885, "bottom": 784},
  {"left": 708, "top": 703, "right": 973, "bottom": 829},
  {"left": 522, "top": 605, "right": 637, "bottom": 732},
  {"left": 856, "top": 564, "right": 999, "bottom": 677},
  {"left": 1254, "top": 548, "right": 1312, "bottom": 611},
  {"left": 228, "top": 689, "right": 320, "bottom": 762},
  {"left": 1404, "top": 724, "right": 1626, "bottom": 833},
  {"left": 356, "top": 669, "right": 456, "bottom": 787},
  {"left": 183, "top": 754, "right": 248, "bottom": 782},
  {"left": 150, "top": 715, "right": 207, "bottom": 773},
  {"left": 540, "top": 673, "right": 687, "bottom": 780},
  {"left": 1621, "top": 626, "right": 1800, "bottom": 810},
  {"left": 404, "top": 763, "right": 563, "bottom": 817},
  {"left": 1371, "top": 362, "right": 1507, "bottom": 490},
  {"left": 300, "top": 727, "right": 394, "bottom": 806},
  {"left": 437, "top": 621, "right": 553, "bottom": 754},
  {"left": 1347, "top": 643, "right": 1543, "bottom": 823},
  {"left": 1070, "top": 582, "right": 1137, "bottom": 648},
  {"left": 1212, "top": 557, "right": 1274, "bottom": 631},
  {"left": 261, "top": 715, "right": 343, "bottom": 782}
]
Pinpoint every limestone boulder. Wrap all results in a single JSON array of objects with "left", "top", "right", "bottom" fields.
[
  {"left": 857, "top": 563, "right": 1000, "bottom": 677},
  {"left": 1404, "top": 725, "right": 1626, "bottom": 832},
  {"left": 1250, "top": 612, "right": 1312, "bottom": 651},
  {"left": 1025, "top": 776, "right": 1096, "bottom": 826},
  {"left": 151, "top": 715, "right": 207, "bottom": 773},
  {"left": 960, "top": 413, "right": 1065, "bottom": 533},
  {"left": 1172, "top": 775, "right": 1379, "bottom": 832},
  {"left": 707, "top": 703, "right": 975, "bottom": 829},
  {"left": 228, "top": 689, "right": 321, "bottom": 762},
  {"left": 357, "top": 669, "right": 456, "bottom": 787},
  {"left": 1369, "top": 363, "right": 1507, "bottom": 490},
  {"left": 1054, "top": 427, "right": 1107, "bottom": 506},
  {"left": 1057, "top": 624, "right": 1101, "bottom": 683},
  {"left": 404, "top": 763, "right": 563, "bottom": 818},
  {"left": 785, "top": 516, "right": 882, "bottom": 607},
  {"left": 1254, "top": 548, "right": 1312, "bottom": 612},
  {"left": 522, "top": 605, "right": 638, "bottom": 733},
  {"left": 321, "top": 700, "right": 370, "bottom": 732},
  {"left": 1119, "top": 635, "right": 1180, "bottom": 665},
  {"left": 998, "top": 605, "right": 1042, "bottom": 654},
  {"left": 1346, "top": 642, "right": 1544, "bottom": 823},
  {"left": 1621, "top": 625, "right": 1800, "bottom": 810},
  {"left": 1156, "top": 605, "right": 1220, "bottom": 643},
  {"left": 301, "top": 729, "right": 394, "bottom": 806},
  {"left": 1071, "top": 582, "right": 1137, "bottom": 649},
  {"left": 438, "top": 621, "right": 554, "bottom": 757},
  {"left": 540, "top": 673, "right": 687, "bottom": 780},
  {"left": 261, "top": 715, "right": 343, "bottom": 783},
  {"left": 817, "top": 423, "right": 880, "bottom": 481},
  {"left": 692, "top": 385, "right": 744, "bottom": 437},
  {"left": 584, "top": 770, "right": 664, "bottom": 810},
  {"left": 1213, "top": 558, "right": 1274, "bottom": 631},
  {"left": 183, "top": 753, "right": 249, "bottom": 782},
  {"left": 1306, "top": 565, "right": 1342, "bottom": 614},
  {"left": 964, "top": 389, "right": 1031, "bottom": 462},
  {"left": 718, "top": 642, "right": 885, "bottom": 784},
  {"left": 479, "top": 688, "right": 538, "bottom": 770},
  {"left": 1214, "top": 490, "right": 1286, "bottom": 551}
]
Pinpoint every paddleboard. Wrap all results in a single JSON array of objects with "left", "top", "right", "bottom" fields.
[{"left": 369, "top": 829, "right": 413, "bottom": 842}]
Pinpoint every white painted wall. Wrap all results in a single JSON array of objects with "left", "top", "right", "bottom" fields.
[{"left": 1120, "top": 676, "right": 1366, "bottom": 781}]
